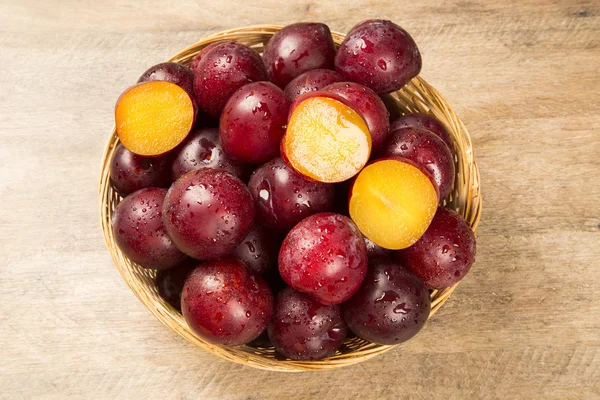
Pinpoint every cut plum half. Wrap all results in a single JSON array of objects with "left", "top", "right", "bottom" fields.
[
  {"left": 115, "top": 81, "right": 195, "bottom": 156},
  {"left": 349, "top": 158, "right": 438, "bottom": 250},
  {"left": 282, "top": 94, "right": 371, "bottom": 183}
]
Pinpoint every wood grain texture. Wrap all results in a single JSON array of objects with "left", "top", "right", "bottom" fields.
[{"left": 0, "top": 0, "right": 598, "bottom": 398}]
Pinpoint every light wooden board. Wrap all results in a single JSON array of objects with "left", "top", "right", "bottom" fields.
[{"left": 0, "top": 0, "right": 599, "bottom": 398}]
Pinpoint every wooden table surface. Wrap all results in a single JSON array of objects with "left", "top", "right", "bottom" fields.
[{"left": 1, "top": 0, "right": 599, "bottom": 398}]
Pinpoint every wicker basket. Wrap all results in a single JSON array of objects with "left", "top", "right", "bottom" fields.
[{"left": 99, "top": 25, "right": 482, "bottom": 371}]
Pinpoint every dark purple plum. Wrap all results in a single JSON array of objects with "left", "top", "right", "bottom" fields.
[
  {"left": 163, "top": 169, "right": 254, "bottom": 260},
  {"left": 193, "top": 41, "right": 267, "bottom": 118},
  {"left": 233, "top": 225, "right": 279, "bottom": 275},
  {"left": 268, "top": 287, "right": 347, "bottom": 360},
  {"left": 283, "top": 69, "right": 344, "bottom": 102},
  {"left": 170, "top": 127, "right": 249, "bottom": 181},
  {"left": 390, "top": 113, "right": 453, "bottom": 149},
  {"left": 156, "top": 260, "right": 197, "bottom": 312},
  {"left": 324, "top": 82, "right": 390, "bottom": 150},
  {"left": 395, "top": 207, "right": 476, "bottom": 290},
  {"left": 109, "top": 144, "right": 171, "bottom": 196},
  {"left": 189, "top": 42, "right": 223, "bottom": 72},
  {"left": 181, "top": 259, "right": 273, "bottom": 345},
  {"left": 220, "top": 82, "right": 289, "bottom": 164},
  {"left": 343, "top": 258, "right": 430, "bottom": 345},
  {"left": 377, "top": 127, "right": 455, "bottom": 201},
  {"left": 334, "top": 20, "right": 422, "bottom": 94},
  {"left": 248, "top": 158, "right": 335, "bottom": 233},
  {"left": 263, "top": 264, "right": 287, "bottom": 295},
  {"left": 278, "top": 213, "right": 368, "bottom": 305},
  {"left": 365, "top": 237, "right": 392, "bottom": 259},
  {"left": 113, "top": 188, "right": 188, "bottom": 269},
  {"left": 138, "top": 62, "right": 195, "bottom": 99},
  {"left": 263, "top": 23, "right": 336, "bottom": 88}
]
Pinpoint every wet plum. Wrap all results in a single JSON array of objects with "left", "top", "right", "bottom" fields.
[
  {"left": 233, "top": 225, "right": 279, "bottom": 275},
  {"left": 220, "top": 82, "right": 289, "bottom": 164},
  {"left": 113, "top": 188, "right": 188, "bottom": 269},
  {"left": 170, "top": 127, "right": 249, "bottom": 181},
  {"left": 110, "top": 144, "right": 171, "bottom": 196},
  {"left": 334, "top": 20, "right": 422, "bottom": 94},
  {"left": 395, "top": 207, "right": 476, "bottom": 290},
  {"left": 138, "top": 62, "right": 195, "bottom": 100},
  {"left": 181, "top": 259, "right": 273, "bottom": 345},
  {"left": 163, "top": 169, "right": 254, "bottom": 260},
  {"left": 268, "top": 287, "right": 347, "bottom": 360},
  {"left": 193, "top": 41, "right": 267, "bottom": 118},
  {"left": 248, "top": 158, "right": 334, "bottom": 233},
  {"left": 156, "top": 260, "right": 197, "bottom": 311},
  {"left": 278, "top": 213, "right": 368, "bottom": 304},
  {"left": 263, "top": 23, "right": 336, "bottom": 88},
  {"left": 343, "top": 258, "right": 430, "bottom": 344}
]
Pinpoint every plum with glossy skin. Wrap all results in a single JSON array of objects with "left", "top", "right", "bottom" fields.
[
  {"left": 263, "top": 23, "right": 336, "bottom": 88},
  {"left": 113, "top": 188, "right": 188, "bottom": 269},
  {"left": 334, "top": 20, "right": 422, "bottom": 94},
  {"left": 284, "top": 69, "right": 344, "bottom": 102},
  {"left": 193, "top": 41, "right": 267, "bottom": 118},
  {"left": 233, "top": 225, "right": 279, "bottom": 275},
  {"left": 109, "top": 144, "right": 171, "bottom": 196},
  {"left": 156, "top": 261, "right": 197, "bottom": 312},
  {"left": 248, "top": 158, "right": 335, "bottom": 233},
  {"left": 395, "top": 207, "right": 476, "bottom": 290},
  {"left": 365, "top": 237, "right": 392, "bottom": 259},
  {"left": 324, "top": 81, "right": 390, "bottom": 150},
  {"left": 390, "top": 113, "right": 453, "bottom": 149},
  {"left": 163, "top": 169, "right": 254, "bottom": 260},
  {"left": 220, "top": 82, "right": 289, "bottom": 164},
  {"left": 181, "top": 259, "right": 273, "bottom": 346},
  {"left": 189, "top": 42, "right": 223, "bottom": 72},
  {"left": 343, "top": 258, "right": 430, "bottom": 345},
  {"left": 378, "top": 127, "right": 455, "bottom": 201},
  {"left": 170, "top": 127, "right": 249, "bottom": 181},
  {"left": 138, "top": 62, "right": 195, "bottom": 99},
  {"left": 268, "top": 287, "right": 347, "bottom": 360},
  {"left": 278, "top": 212, "right": 368, "bottom": 304}
]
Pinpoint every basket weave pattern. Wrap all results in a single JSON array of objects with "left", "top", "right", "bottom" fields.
[{"left": 99, "top": 25, "right": 482, "bottom": 371}]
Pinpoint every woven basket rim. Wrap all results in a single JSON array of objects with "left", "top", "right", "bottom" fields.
[{"left": 99, "top": 25, "right": 482, "bottom": 372}]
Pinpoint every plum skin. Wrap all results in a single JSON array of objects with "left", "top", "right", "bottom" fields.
[
  {"left": 324, "top": 81, "right": 391, "bottom": 150},
  {"left": 109, "top": 144, "right": 171, "bottom": 196},
  {"left": 377, "top": 127, "right": 456, "bottom": 201},
  {"left": 232, "top": 225, "right": 279, "bottom": 275},
  {"left": 263, "top": 22, "right": 336, "bottom": 88},
  {"left": 193, "top": 41, "right": 267, "bottom": 118},
  {"left": 278, "top": 212, "right": 368, "bottom": 305},
  {"left": 170, "top": 127, "right": 249, "bottom": 181},
  {"left": 343, "top": 258, "right": 431, "bottom": 345},
  {"left": 268, "top": 287, "right": 347, "bottom": 360},
  {"left": 390, "top": 113, "right": 453, "bottom": 149},
  {"left": 220, "top": 82, "right": 290, "bottom": 164},
  {"left": 181, "top": 259, "right": 273, "bottom": 346},
  {"left": 247, "top": 158, "right": 335, "bottom": 233},
  {"left": 162, "top": 169, "right": 255, "bottom": 260},
  {"left": 283, "top": 69, "right": 344, "bottom": 102},
  {"left": 334, "top": 19, "right": 422, "bottom": 94},
  {"left": 395, "top": 207, "right": 476, "bottom": 290},
  {"left": 112, "top": 188, "right": 188, "bottom": 270}
]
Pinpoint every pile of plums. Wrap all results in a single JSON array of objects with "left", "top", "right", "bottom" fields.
[{"left": 110, "top": 20, "right": 476, "bottom": 360}]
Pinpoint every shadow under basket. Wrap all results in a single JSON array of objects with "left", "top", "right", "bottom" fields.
[{"left": 99, "top": 25, "right": 482, "bottom": 372}]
